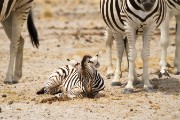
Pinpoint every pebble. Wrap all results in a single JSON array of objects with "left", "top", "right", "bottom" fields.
[
  {"left": 2, "top": 94, "right": 7, "bottom": 97},
  {"left": 130, "top": 108, "right": 133, "bottom": 112},
  {"left": 8, "top": 101, "right": 14, "bottom": 105}
]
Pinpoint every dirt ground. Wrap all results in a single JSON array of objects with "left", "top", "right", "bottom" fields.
[{"left": 0, "top": 0, "right": 180, "bottom": 120}]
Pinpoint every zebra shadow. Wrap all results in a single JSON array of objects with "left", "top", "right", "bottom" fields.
[
  {"left": 134, "top": 77, "right": 180, "bottom": 95},
  {"left": 151, "top": 77, "right": 180, "bottom": 95}
]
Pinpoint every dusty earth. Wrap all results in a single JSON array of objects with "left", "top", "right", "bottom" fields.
[{"left": 0, "top": 0, "right": 180, "bottom": 120}]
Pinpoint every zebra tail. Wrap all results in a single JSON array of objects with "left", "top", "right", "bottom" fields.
[
  {"left": 36, "top": 87, "right": 45, "bottom": 95},
  {"left": 27, "top": 9, "right": 39, "bottom": 48}
]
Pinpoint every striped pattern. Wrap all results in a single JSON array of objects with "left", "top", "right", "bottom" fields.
[
  {"left": 77, "top": 55, "right": 104, "bottom": 98},
  {"left": 100, "top": 0, "right": 167, "bottom": 93},
  {"left": 166, "top": 0, "right": 180, "bottom": 10},
  {"left": 37, "top": 55, "right": 105, "bottom": 99},
  {"left": 100, "top": 0, "right": 166, "bottom": 34},
  {"left": 1, "top": 0, "right": 39, "bottom": 84},
  {"left": 0, "top": 0, "right": 16, "bottom": 21},
  {"left": 0, "top": 0, "right": 33, "bottom": 21}
]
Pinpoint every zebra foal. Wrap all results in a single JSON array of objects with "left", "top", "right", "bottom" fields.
[
  {"left": 0, "top": 0, "right": 39, "bottom": 84},
  {"left": 37, "top": 55, "right": 105, "bottom": 99},
  {"left": 100, "top": 0, "right": 166, "bottom": 93}
]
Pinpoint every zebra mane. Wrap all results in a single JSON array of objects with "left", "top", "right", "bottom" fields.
[{"left": 81, "top": 55, "right": 92, "bottom": 69}]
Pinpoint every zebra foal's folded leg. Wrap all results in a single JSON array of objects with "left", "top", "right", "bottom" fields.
[
  {"left": 105, "top": 27, "right": 114, "bottom": 78},
  {"left": 55, "top": 87, "right": 84, "bottom": 100},
  {"left": 174, "top": 14, "right": 180, "bottom": 75}
]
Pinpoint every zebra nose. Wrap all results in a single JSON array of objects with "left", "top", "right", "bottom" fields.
[{"left": 143, "top": 3, "right": 154, "bottom": 12}]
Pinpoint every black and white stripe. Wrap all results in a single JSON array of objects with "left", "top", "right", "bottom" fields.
[
  {"left": 37, "top": 55, "right": 105, "bottom": 99},
  {"left": 100, "top": 0, "right": 166, "bottom": 93},
  {"left": 77, "top": 55, "right": 105, "bottom": 98},
  {"left": 1, "top": 0, "right": 39, "bottom": 84}
]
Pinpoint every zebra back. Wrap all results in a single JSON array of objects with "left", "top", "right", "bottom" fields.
[{"left": 37, "top": 59, "right": 80, "bottom": 95}]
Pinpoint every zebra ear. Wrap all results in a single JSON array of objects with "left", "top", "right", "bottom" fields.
[
  {"left": 89, "top": 55, "right": 100, "bottom": 68},
  {"left": 75, "top": 62, "right": 80, "bottom": 67}
]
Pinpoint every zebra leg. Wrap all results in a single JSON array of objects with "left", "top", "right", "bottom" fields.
[
  {"left": 2, "top": 12, "right": 22, "bottom": 84},
  {"left": 174, "top": 14, "right": 180, "bottom": 75},
  {"left": 124, "top": 23, "right": 137, "bottom": 94},
  {"left": 111, "top": 33, "right": 124, "bottom": 86},
  {"left": 55, "top": 87, "right": 84, "bottom": 99},
  {"left": 124, "top": 37, "right": 140, "bottom": 85},
  {"left": 3, "top": 8, "right": 30, "bottom": 84},
  {"left": 142, "top": 26, "right": 154, "bottom": 92},
  {"left": 14, "top": 36, "right": 24, "bottom": 81},
  {"left": 105, "top": 27, "right": 114, "bottom": 78},
  {"left": 159, "top": 12, "right": 170, "bottom": 77}
]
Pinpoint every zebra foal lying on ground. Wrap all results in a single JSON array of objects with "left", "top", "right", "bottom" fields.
[
  {"left": 37, "top": 54, "right": 105, "bottom": 99},
  {"left": 0, "top": 0, "right": 39, "bottom": 84},
  {"left": 100, "top": 0, "right": 166, "bottom": 93}
]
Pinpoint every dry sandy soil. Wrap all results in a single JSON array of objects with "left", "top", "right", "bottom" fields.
[{"left": 0, "top": 0, "right": 180, "bottom": 120}]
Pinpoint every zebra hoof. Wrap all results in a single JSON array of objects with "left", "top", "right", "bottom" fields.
[
  {"left": 143, "top": 87, "right": 154, "bottom": 93},
  {"left": 111, "top": 82, "right": 122, "bottom": 86},
  {"left": 133, "top": 80, "right": 141, "bottom": 85},
  {"left": 4, "top": 81, "right": 12, "bottom": 84},
  {"left": 12, "top": 81, "right": 18, "bottom": 84},
  {"left": 106, "top": 73, "right": 114, "bottom": 79},
  {"left": 123, "top": 88, "right": 133, "bottom": 94},
  {"left": 175, "top": 72, "right": 180, "bottom": 75},
  {"left": 37, "top": 87, "right": 45, "bottom": 95}
]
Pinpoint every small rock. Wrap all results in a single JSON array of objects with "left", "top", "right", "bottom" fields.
[
  {"left": 31, "top": 98, "right": 36, "bottom": 101},
  {"left": 130, "top": 108, "right": 133, "bottom": 112},
  {"left": 8, "top": 101, "right": 13, "bottom": 105},
  {"left": 2, "top": 94, "right": 7, "bottom": 97}
]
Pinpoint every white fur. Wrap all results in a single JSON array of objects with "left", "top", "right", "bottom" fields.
[{"left": 160, "top": 7, "right": 180, "bottom": 74}]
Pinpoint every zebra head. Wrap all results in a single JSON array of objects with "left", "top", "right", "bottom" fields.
[
  {"left": 78, "top": 55, "right": 97, "bottom": 98},
  {"left": 80, "top": 54, "right": 100, "bottom": 68},
  {"left": 67, "top": 59, "right": 80, "bottom": 68},
  {"left": 140, "top": 0, "right": 156, "bottom": 12}
]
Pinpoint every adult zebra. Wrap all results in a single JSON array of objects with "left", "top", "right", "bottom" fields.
[
  {"left": 159, "top": 0, "right": 180, "bottom": 77},
  {"left": 104, "top": 0, "right": 180, "bottom": 79},
  {"left": 100, "top": 0, "right": 166, "bottom": 93},
  {"left": 0, "top": 0, "right": 39, "bottom": 84},
  {"left": 37, "top": 55, "right": 105, "bottom": 99}
]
